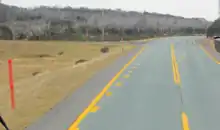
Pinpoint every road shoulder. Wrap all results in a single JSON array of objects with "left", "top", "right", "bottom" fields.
[
  {"left": 200, "top": 38, "right": 220, "bottom": 64},
  {"left": 25, "top": 46, "right": 142, "bottom": 130}
]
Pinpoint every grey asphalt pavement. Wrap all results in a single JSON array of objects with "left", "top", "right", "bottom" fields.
[
  {"left": 27, "top": 36, "right": 220, "bottom": 130},
  {"left": 25, "top": 44, "right": 143, "bottom": 130}
]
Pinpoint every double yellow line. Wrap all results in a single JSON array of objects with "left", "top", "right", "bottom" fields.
[
  {"left": 171, "top": 44, "right": 181, "bottom": 86},
  {"left": 171, "top": 44, "right": 190, "bottom": 130}
]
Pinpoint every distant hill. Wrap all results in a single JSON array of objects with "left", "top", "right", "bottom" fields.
[
  {"left": 0, "top": 3, "right": 212, "bottom": 29},
  {"left": 0, "top": 3, "right": 213, "bottom": 40}
]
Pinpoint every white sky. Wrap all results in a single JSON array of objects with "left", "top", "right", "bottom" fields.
[{"left": 2, "top": 0, "right": 218, "bottom": 21}]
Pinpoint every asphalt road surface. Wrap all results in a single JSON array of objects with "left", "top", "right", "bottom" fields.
[{"left": 27, "top": 36, "right": 220, "bottom": 130}]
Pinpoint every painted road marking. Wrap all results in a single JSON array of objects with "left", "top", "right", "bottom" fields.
[
  {"left": 68, "top": 47, "right": 145, "bottom": 130},
  {"left": 171, "top": 44, "right": 181, "bottom": 85},
  {"left": 106, "top": 91, "right": 112, "bottom": 97},
  {"left": 123, "top": 74, "right": 130, "bottom": 78},
  {"left": 115, "top": 82, "right": 122, "bottom": 87},
  {"left": 90, "top": 106, "right": 100, "bottom": 113},
  {"left": 200, "top": 45, "right": 220, "bottom": 64},
  {"left": 181, "top": 112, "right": 190, "bottom": 130},
  {"left": 132, "top": 66, "right": 137, "bottom": 69}
]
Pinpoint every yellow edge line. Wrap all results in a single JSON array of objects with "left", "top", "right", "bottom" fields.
[
  {"left": 200, "top": 45, "right": 220, "bottom": 64},
  {"left": 181, "top": 112, "right": 190, "bottom": 130},
  {"left": 68, "top": 47, "right": 145, "bottom": 130},
  {"left": 171, "top": 44, "right": 181, "bottom": 85}
]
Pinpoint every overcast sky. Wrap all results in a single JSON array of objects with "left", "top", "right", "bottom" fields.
[{"left": 2, "top": 0, "right": 218, "bottom": 21}]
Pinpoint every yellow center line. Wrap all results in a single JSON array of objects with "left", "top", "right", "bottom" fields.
[
  {"left": 181, "top": 112, "right": 190, "bottom": 130},
  {"left": 171, "top": 44, "right": 181, "bottom": 85},
  {"left": 68, "top": 47, "right": 145, "bottom": 130},
  {"left": 90, "top": 106, "right": 100, "bottom": 113}
]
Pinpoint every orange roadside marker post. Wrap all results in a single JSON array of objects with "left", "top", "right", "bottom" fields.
[{"left": 8, "top": 59, "right": 15, "bottom": 110}]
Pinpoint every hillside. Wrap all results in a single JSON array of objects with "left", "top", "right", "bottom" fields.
[
  {"left": 0, "top": 3, "right": 212, "bottom": 40},
  {"left": 0, "top": 4, "right": 211, "bottom": 28}
]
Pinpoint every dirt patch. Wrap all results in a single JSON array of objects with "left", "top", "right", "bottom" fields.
[
  {"left": 100, "top": 46, "right": 109, "bottom": 53},
  {"left": 57, "top": 51, "right": 64, "bottom": 56},
  {"left": 20, "top": 54, "right": 54, "bottom": 58},
  {"left": 75, "top": 59, "right": 88, "bottom": 65},
  {"left": 0, "top": 40, "right": 136, "bottom": 130},
  {"left": 32, "top": 71, "right": 41, "bottom": 76}
]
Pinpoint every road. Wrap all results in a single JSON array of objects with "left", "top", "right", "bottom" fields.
[
  {"left": 26, "top": 36, "right": 220, "bottom": 130},
  {"left": 68, "top": 36, "right": 220, "bottom": 130}
]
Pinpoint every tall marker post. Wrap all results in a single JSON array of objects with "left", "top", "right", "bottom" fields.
[{"left": 8, "top": 59, "right": 15, "bottom": 110}]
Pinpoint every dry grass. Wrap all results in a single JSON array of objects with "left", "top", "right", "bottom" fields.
[{"left": 0, "top": 40, "right": 136, "bottom": 130}]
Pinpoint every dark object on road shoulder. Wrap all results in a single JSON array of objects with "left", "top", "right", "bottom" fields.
[
  {"left": 100, "top": 46, "right": 109, "bottom": 53},
  {"left": 57, "top": 51, "right": 64, "bottom": 56},
  {"left": 0, "top": 115, "right": 10, "bottom": 130}
]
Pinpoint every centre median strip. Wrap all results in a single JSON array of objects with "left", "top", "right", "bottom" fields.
[
  {"left": 171, "top": 44, "right": 181, "bottom": 86},
  {"left": 68, "top": 47, "right": 145, "bottom": 130},
  {"left": 170, "top": 44, "right": 190, "bottom": 130}
]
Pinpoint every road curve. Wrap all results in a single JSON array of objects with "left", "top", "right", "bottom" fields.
[{"left": 27, "top": 36, "right": 220, "bottom": 130}]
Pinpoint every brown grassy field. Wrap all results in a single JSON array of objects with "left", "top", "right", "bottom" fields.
[{"left": 0, "top": 40, "right": 136, "bottom": 130}]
